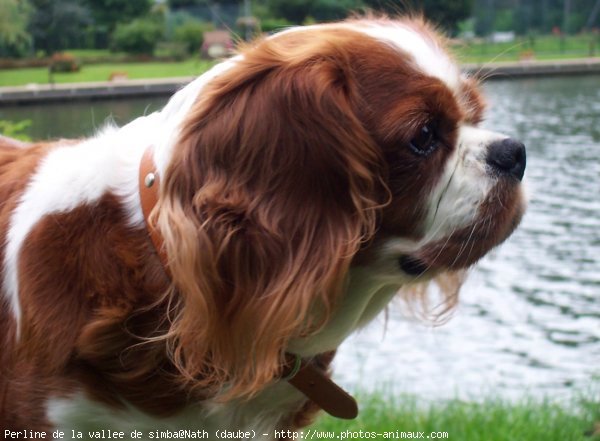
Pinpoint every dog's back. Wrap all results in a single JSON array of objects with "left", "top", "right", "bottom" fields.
[{"left": 0, "top": 137, "right": 53, "bottom": 428}]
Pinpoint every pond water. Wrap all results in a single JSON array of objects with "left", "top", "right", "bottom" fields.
[{"left": 1, "top": 75, "right": 598, "bottom": 402}]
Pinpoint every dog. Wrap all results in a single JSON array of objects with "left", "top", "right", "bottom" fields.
[{"left": 0, "top": 16, "right": 526, "bottom": 438}]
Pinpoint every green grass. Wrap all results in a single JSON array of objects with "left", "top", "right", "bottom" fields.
[
  {"left": 0, "top": 59, "right": 216, "bottom": 87},
  {"left": 309, "top": 392, "right": 599, "bottom": 441},
  {"left": 62, "top": 49, "right": 116, "bottom": 59},
  {"left": 452, "top": 33, "right": 600, "bottom": 63},
  {"left": 1, "top": 33, "right": 599, "bottom": 87}
]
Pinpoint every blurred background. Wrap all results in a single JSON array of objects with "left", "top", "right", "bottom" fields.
[{"left": 1, "top": 0, "right": 600, "bottom": 70}]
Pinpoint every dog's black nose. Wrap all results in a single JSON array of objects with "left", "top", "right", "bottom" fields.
[{"left": 486, "top": 138, "right": 526, "bottom": 181}]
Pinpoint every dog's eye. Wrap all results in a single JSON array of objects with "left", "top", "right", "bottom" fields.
[{"left": 409, "top": 123, "right": 438, "bottom": 156}]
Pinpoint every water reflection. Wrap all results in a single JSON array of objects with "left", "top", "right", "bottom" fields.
[
  {"left": 0, "top": 76, "right": 598, "bottom": 400},
  {"left": 0, "top": 97, "right": 167, "bottom": 139}
]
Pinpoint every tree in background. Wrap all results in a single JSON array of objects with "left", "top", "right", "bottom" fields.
[
  {"left": 172, "top": 19, "right": 214, "bottom": 53},
  {"left": 110, "top": 17, "right": 164, "bottom": 55},
  {"left": 261, "top": 0, "right": 472, "bottom": 33},
  {"left": 472, "top": 0, "right": 600, "bottom": 36},
  {"left": 28, "top": 0, "right": 92, "bottom": 54},
  {"left": 0, "top": 0, "right": 32, "bottom": 57},
  {"left": 85, "top": 0, "right": 152, "bottom": 33},
  {"left": 169, "top": 0, "right": 205, "bottom": 7},
  {"left": 363, "top": 0, "right": 473, "bottom": 34},
  {"left": 264, "top": 0, "right": 363, "bottom": 24},
  {"left": 3, "top": 0, "right": 599, "bottom": 59},
  {"left": 421, "top": 0, "right": 474, "bottom": 34},
  {"left": 308, "top": 0, "right": 365, "bottom": 21},
  {"left": 81, "top": 0, "right": 153, "bottom": 49},
  {"left": 262, "top": 0, "right": 308, "bottom": 23}
]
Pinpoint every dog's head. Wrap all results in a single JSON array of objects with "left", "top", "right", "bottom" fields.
[{"left": 154, "top": 17, "right": 526, "bottom": 398}]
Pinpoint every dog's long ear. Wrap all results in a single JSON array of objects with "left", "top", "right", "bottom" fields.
[{"left": 155, "top": 30, "right": 384, "bottom": 399}]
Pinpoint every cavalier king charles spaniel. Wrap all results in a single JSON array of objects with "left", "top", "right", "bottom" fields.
[{"left": 0, "top": 16, "right": 526, "bottom": 438}]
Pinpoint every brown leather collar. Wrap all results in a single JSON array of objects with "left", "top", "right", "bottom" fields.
[
  {"left": 281, "top": 354, "right": 358, "bottom": 419},
  {"left": 139, "top": 148, "right": 170, "bottom": 274},
  {"left": 138, "top": 147, "right": 358, "bottom": 420}
]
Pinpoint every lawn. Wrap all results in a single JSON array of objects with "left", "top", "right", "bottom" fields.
[
  {"left": 310, "top": 392, "right": 599, "bottom": 441},
  {"left": 452, "top": 33, "right": 600, "bottom": 63},
  {"left": 59, "top": 49, "right": 116, "bottom": 59},
  {"left": 1, "top": 33, "right": 599, "bottom": 87},
  {"left": 0, "top": 59, "right": 216, "bottom": 87}
]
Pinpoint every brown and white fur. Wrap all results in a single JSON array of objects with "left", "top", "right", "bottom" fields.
[{"left": 0, "top": 17, "right": 526, "bottom": 438}]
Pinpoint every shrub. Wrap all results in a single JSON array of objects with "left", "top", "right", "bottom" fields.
[
  {"left": 0, "top": 120, "right": 31, "bottom": 141},
  {"left": 49, "top": 52, "right": 80, "bottom": 72},
  {"left": 165, "top": 10, "right": 196, "bottom": 38},
  {"left": 0, "top": 33, "right": 32, "bottom": 58},
  {"left": 155, "top": 41, "right": 188, "bottom": 60},
  {"left": 110, "top": 18, "right": 164, "bottom": 55},
  {"left": 173, "top": 20, "right": 214, "bottom": 54},
  {"left": 260, "top": 18, "right": 293, "bottom": 34}
]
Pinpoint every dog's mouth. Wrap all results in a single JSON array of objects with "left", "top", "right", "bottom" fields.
[
  {"left": 398, "top": 230, "right": 509, "bottom": 277},
  {"left": 397, "top": 231, "right": 500, "bottom": 276},
  {"left": 398, "top": 255, "right": 430, "bottom": 276},
  {"left": 399, "top": 190, "right": 526, "bottom": 276}
]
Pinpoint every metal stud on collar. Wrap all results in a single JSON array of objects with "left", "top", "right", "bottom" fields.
[
  {"left": 282, "top": 354, "right": 303, "bottom": 381},
  {"left": 144, "top": 172, "right": 156, "bottom": 188}
]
